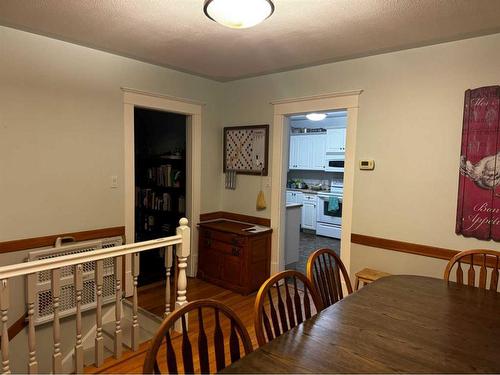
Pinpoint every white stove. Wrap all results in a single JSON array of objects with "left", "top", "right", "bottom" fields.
[{"left": 316, "top": 182, "right": 343, "bottom": 238}]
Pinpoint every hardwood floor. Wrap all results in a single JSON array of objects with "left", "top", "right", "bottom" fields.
[{"left": 85, "top": 277, "right": 263, "bottom": 374}]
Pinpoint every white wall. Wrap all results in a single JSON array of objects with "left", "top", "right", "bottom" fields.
[
  {"left": 0, "top": 26, "right": 224, "bottom": 241},
  {"left": 2, "top": 25, "right": 500, "bottom": 280},
  {"left": 219, "top": 33, "right": 500, "bottom": 278}
]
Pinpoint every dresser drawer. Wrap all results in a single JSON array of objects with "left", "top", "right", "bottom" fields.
[
  {"left": 200, "top": 238, "right": 243, "bottom": 257},
  {"left": 200, "top": 228, "right": 246, "bottom": 247}
]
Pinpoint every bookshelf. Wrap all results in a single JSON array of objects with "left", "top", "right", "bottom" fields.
[
  {"left": 134, "top": 107, "right": 186, "bottom": 286},
  {"left": 135, "top": 153, "right": 186, "bottom": 242}
]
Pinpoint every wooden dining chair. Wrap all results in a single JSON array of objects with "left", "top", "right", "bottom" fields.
[
  {"left": 444, "top": 249, "right": 500, "bottom": 292},
  {"left": 143, "top": 299, "right": 253, "bottom": 374},
  {"left": 306, "top": 248, "right": 353, "bottom": 308},
  {"left": 254, "top": 270, "right": 323, "bottom": 347}
]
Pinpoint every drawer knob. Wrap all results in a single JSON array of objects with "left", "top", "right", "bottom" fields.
[{"left": 232, "top": 247, "right": 240, "bottom": 256}]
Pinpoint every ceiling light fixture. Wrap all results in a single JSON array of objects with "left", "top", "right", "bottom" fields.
[
  {"left": 306, "top": 113, "right": 327, "bottom": 121},
  {"left": 204, "top": 0, "right": 275, "bottom": 29}
]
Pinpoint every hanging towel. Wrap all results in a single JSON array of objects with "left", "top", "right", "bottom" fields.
[{"left": 328, "top": 196, "right": 340, "bottom": 212}]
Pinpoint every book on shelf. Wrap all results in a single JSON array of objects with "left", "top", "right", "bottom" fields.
[
  {"left": 136, "top": 187, "right": 173, "bottom": 211},
  {"left": 145, "top": 164, "right": 183, "bottom": 188}
]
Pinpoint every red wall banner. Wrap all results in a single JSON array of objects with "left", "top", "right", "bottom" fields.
[{"left": 456, "top": 86, "right": 500, "bottom": 241}]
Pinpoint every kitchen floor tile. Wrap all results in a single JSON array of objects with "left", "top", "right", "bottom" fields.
[{"left": 286, "top": 232, "right": 340, "bottom": 275}]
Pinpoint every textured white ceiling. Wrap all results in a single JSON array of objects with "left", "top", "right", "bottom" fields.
[{"left": 1, "top": 0, "right": 500, "bottom": 81}]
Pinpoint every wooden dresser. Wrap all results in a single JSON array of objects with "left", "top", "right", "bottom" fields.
[{"left": 197, "top": 220, "right": 272, "bottom": 295}]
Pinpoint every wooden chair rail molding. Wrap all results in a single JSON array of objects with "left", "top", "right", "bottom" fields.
[
  {"left": 351, "top": 233, "right": 498, "bottom": 268},
  {"left": 200, "top": 211, "right": 271, "bottom": 227},
  {"left": 0, "top": 226, "right": 125, "bottom": 254},
  {"left": 0, "top": 312, "right": 28, "bottom": 346}
]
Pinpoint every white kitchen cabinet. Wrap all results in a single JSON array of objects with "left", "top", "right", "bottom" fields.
[
  {"left": 289, "top": 134, "right": 325, "bottom": 170},
  {"left": 310, "top": 134, "right": 326, "bottom": 170},
  {"left": 296, "top": 136, "right": 311, "bottom": 169},
  {"left": 288, "top": 136, "right": 300, "bottom": 170},
  {"left": 326, "top": 128, "right": 346, "bottom": 153},
  {"left": 286, "top": 190, "right": 304, "bottom": 204},
  {"left": 301, "top": 194, "right": 317, "bottom": 230},
  {"left": 289, "top": 136, "right": 310, "bottom": 169}
]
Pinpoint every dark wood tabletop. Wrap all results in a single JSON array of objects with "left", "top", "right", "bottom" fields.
[
  {"left": 222, "top": 275, "right": 500, "bottom": 373},
  {"left": 198, "top": 220, "right": 272, "bottom": 237}
]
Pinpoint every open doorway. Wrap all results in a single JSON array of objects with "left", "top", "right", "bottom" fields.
[
  {"left": 270, "top": 90, "right": 361, "bottom": 280},
  {"left": 284, "top": 111, "right": 346, "bottom": 274},
  {"left": 134, "top": 107, "right": 187, "bottom": 286}
]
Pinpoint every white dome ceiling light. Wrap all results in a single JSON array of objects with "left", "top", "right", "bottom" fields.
[
  {"left": 204, "top": 0, "right": 275, "bottom": 29},
  {"left": 306, "top": 113, "right": 327, "bottom": 121}
]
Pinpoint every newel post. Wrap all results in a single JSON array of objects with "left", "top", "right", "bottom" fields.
[{"left": 174, "top": 218, "right": 190, "bottom": 331}]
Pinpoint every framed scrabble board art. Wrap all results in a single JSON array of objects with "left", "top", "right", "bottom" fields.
[{"left": 223, "top": 125, "right": 269, "bottom": 176}]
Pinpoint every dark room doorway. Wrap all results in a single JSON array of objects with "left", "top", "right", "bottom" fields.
[{"left": 134, "top": 107, "right": 187, "bottom": 286}]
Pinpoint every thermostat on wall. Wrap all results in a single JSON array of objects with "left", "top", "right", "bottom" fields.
[{"left": 359, "top": 159, "right": 375, "bottom": 170}]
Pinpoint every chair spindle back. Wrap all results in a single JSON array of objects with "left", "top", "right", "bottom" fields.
[
  {"left": 306, "top": 248, "right": 353, "bottom": 308},
  {"left": 143, "top": 299, "right": 253, "bottom": 374},
  {"left": 253, "top": 270, "right": 323, "bottom": 347},
  {"left": 444, "top": 249, "right": 500, "bottom": 291}
]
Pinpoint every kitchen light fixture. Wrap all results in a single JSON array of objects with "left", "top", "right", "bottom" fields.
[
  {"left": 204, "top": 0, "right": 274, "bottom": 29},
  {"left": 306, "top": 113, "right": 327, "bottom": 121}
]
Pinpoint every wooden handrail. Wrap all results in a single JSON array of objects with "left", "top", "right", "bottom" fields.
[{"left": 0, "top": 235, "right": 182, "bottom": 280}]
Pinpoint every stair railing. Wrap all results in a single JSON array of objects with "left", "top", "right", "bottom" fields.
[{"left": 0, "top": 218, "right": 190, "bottom": 374}]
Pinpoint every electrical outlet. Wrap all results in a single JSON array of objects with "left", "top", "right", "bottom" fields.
[{"left": 111, "top": 175, "right": 118, "bottom": 188}]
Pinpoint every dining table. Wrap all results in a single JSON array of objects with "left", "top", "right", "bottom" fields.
[{"left": 222, "top": 275, "right": 500, "bottom": 373}]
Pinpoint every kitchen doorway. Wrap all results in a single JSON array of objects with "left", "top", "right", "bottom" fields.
[
  {"left": 284, "top": 112, "right": 346, "bottom": 275},
  {"left": 270, "top": 90, "right": 361, "bottom": 282}
]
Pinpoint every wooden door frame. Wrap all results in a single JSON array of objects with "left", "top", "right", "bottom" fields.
[
  {"left": 270, "top": 90, "right": 362, "bottom": 277},
  {"left": 123, "top": 88, "right": 203, "bottom": 295}
]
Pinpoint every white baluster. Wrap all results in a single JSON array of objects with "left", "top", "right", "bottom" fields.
[
  {"left": 94, "top": 260, "right": 104, "bottom": 367},
  {"left": 51, "top": 269, "right": 62, "bottom": 374},
  {"left": 74, "top": 265, "right": 83, "bottom": 374},
  {"left": 174, "top": 218, "right": 190, "bottom": 332},
  {"left": 114, "top": 256, "right": 123, "bottom": 359},
  {"left": 0, "top": 279, "right": 10, "bottom": 374},
  {"left": 26, "top": 273, "right": 37, "bottom": 374},
  {"left": 131, "top": 253, "right": 139, "bottom": 351},
  {"left": 164, "top": 245, "right": 174, "bottom": 318}
]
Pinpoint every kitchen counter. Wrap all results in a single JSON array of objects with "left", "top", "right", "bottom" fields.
[{"left": 287, "top": 188, "right": 329, "bottom": 194}]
